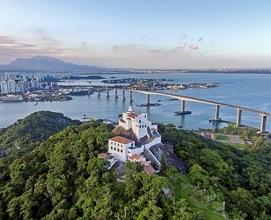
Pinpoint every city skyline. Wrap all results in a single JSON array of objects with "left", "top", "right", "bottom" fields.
[{"left": 1, "top": 0, "right": 271, "bottom": 69}]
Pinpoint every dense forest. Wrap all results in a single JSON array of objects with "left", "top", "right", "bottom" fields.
[
  {"left": 0, "top": 111, "right": 80, "bottom": 152},
  {"left": 0, "top": 112, "right": 271, "bottom": 219}
]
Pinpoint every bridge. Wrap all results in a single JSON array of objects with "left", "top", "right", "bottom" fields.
[{"left": 100, "top": 88, "right": 269, "bottom": 133}]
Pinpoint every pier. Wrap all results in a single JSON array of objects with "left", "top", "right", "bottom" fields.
[
  {"left": 174, "top": 100, "right": 192, "bottom": 115},
  {"left": 122, "top": 90, "right": 126, "bottom": 101},
  {"left": 114, "top": 89, "right": 118, "bottom": 99},
  {"left": 129, "top": 91, "right": 133, "bottom": 103},
  {"left": 214, "top": 105, "right": 220, "bottom": 121},
  {"left": 236, "top": 109, "right": 242, "bottom": 127}
]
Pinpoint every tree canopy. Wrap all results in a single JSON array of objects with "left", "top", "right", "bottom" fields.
[{"left": 0, "top": 114, "right": 270, "bottom": 219}]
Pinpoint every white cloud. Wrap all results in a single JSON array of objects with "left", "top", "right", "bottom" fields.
[{"left": 1, "top": 33, "right": 271, "bottom": 69}]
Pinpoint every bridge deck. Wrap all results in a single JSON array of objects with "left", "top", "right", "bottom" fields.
[{"left": 129, "top": 90, "right": 271, "bottom": 117}]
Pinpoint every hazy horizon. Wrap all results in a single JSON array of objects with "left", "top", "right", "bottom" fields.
[{"left": 1, "top": 0, "right": 271, "bottom": 69}]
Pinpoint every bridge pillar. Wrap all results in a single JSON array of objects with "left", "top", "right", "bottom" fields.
[
  {"left": 122, "top": 90, "right": 126, "bottom": 101},
  {"left": 260, "top": 114, "right": 267, "bottom": 133},
  {"left": 214, "top": 105, "right": 220, "bottom": 120},
  {"left": 146, "top": 94, "right": 150, "bottom": 106},
  {"left": 114, "top": 89, "right": 118, "bottom": 99},
  {"left": 106, "top": 89, "right": 110, "bottom": 98},
  {"left": 180, "top": 100, "right": 185, "bottom": 112},
  {"left": 236, "top": 109, "right": 242, "bottom": 127},
  {"left": 97, "top": 90, "right": 101, "bottom": 98},
  {"left": 129, "top": 91, "right": 133, "bottom": 103}
]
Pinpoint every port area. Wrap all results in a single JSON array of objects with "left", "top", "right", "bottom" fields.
[{"left": 174, "top": 111, "right": 192, "bottom": 115}]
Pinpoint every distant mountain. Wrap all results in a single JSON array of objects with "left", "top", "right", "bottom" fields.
[{"left": 0, "top": 56, "right": 98, "bottom": 71}]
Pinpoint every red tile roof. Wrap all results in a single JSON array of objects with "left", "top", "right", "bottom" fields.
[
  {"left": 144, "top": 164, "right": 156, "bottom": 175},
  {"left": 98, "top": 152, "right": 113, "bottom": 160},
  {"left": 110, "top": 136, "right": 134, "bottom": 144},
  {"left": 127, "top": 112, "right": 137, "bottom": 119}
]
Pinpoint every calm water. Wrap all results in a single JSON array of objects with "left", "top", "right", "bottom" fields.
[{"left": 1, "top": 73, "right": 271, "bottom": 131}]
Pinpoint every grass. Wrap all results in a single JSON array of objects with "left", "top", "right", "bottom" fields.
[
  {"left": 215, "top": 134, "right": 229, "bottom": 142},
  {"left": 215, "top": 134, "right": 246, "bottom": 150},
  {"left": 171, "top": 175, "right": 226, "bottom": 220}
]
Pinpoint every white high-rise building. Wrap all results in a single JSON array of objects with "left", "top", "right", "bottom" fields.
[
  {"left": 0, "top": 81, "right": 8, "bottom": 94},
  {"left": 16, "top": 81, "right": 25, "bottom": 93},
  {"left": 8, "top": 80, "right": 16, "bottom": 93}
]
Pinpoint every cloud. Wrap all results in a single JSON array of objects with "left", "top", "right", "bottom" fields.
[
  {"left": 1, "top": 33, "right": 271, "bottom": 69},
  {"left": 189, "top": 44, "right": 199, "bottom": 50},
  {"left": 0, "top": 35, "right": 35, "bottom": 48},
  {"left": 181, "top": 34, "right": 187, "bottom": 39},
  {"left": 148, "top": 49, "right": 163, "bottom": 53},
  {"left": 0, "top": 35, "right": 16, "bottom": 45},
  {"left": 81, "top": 41, "right": 88, "bottom": 47},
  {"left": 0, "top": 33, "right": 67, "bottom": 64},
  {"left": 174, "top": 43, "right": 187, "bottom": 50}
]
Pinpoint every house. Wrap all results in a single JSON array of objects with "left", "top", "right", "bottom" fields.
[
  {"left": 108, "top": 106, "right": 161, "bottom": 162},
  {"left": 106, "top": 106, "right": 187, "bottom": 174}
]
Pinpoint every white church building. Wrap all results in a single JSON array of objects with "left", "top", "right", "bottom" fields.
[{"left": 108, "top": 106, "right": 161, "bottom": 163}]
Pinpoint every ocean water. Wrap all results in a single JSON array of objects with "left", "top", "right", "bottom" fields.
[{"left": 0, "top": 72, "right": 271, "bottom": 131}]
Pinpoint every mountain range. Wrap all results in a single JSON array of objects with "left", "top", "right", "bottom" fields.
[
  {"left": 0, "top": 56, "right": 98, "bottom": 71},
  {"left": 1, "top": 56, "right": 271, "bottom": 73}
]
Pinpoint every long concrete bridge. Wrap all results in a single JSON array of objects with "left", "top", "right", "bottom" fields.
[{"left": 101, "top": 88, "right": 270, "bottom": 133}]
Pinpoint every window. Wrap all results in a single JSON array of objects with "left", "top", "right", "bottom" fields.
[
  {"left": 117, "top": 149, "right": 119, "bottom": 152},
  {"left": 139, "top": 120, "right": 141, "bottom": 123},
  {"left": 111, "top": 147, "right": 113, "bottom": 150},
  {"left": 114, "top": 148, "right": 116, "bottom": 151},
  {"left": 121, "top": 149, "right": 123, "bottom": 153}
]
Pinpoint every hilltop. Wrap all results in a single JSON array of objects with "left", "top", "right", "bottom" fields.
[
  {"left": 0, "top": 111, "right": 80, "bottom": 154},
  {"left": 0, "top": 115, "right": 270, "bottom": 219}
]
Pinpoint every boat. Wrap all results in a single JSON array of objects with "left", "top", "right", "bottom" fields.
[
  {"left": 174, "top": 111, "right": 192, "bottom": 115},
  {"left": 82, "top": 114, "right": 90, "bottom": 120}
]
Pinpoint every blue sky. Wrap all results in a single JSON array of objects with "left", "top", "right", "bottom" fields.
[{"left": 1, "top": 0, "right": 271, "bottom": 68}]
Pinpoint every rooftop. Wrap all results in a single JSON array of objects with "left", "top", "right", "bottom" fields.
[
  {"left": 143, "top": 164, "right": 156, "bottom": 175},
  {"left": 98, "top": 152, "right": 113, "bottom": 160},
  {"left": 110, "top": 136, "right": 134, "bottom": 144},
  {"left": 127, "top": 112, "right": 137, "bottom": 119},
  {"left": 129, "top": 154, "right": 141, "bottom": 161}
]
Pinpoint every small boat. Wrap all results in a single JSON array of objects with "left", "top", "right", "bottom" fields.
[
  {"left": 33, "top": 102, "right": 38, "bottom": 106},
  {"left": 82, "top": 114, "right": 90, "bottom": 120}
]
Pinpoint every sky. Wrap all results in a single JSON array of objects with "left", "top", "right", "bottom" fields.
[{"left": 1, "top": 0, "right": 271, "bottom": 69}]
